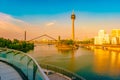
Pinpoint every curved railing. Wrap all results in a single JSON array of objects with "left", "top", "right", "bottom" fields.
[
  {"left": 40, "top": 63, "right": 86, "bottom": 80},
  {"left": 0, "top": 48, "right": 49, "bottom": 80}
]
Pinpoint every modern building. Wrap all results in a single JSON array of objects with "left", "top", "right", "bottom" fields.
[
  {"left": 111, "top": 29, "right": 120, "bottom": 44},
  {"left": 111, "top": 29, "right": 120, "bottom": 37},
  {"left": 104, "top": 34, "right": 110, "bottom": 44},
  {"left": 98, "top": 30, "right": 106, "bottom": 38},
  {"left": 94, "top": 30, "right": 110, "bottom": 45}
]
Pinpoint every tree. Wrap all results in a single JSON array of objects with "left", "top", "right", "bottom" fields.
[{"left": 0, "top": 38, "right": 34, "bottom": 52}]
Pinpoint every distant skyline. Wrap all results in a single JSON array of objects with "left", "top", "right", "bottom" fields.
[{"left": 0, "top": 0, "right": 120, "bottom": 40}]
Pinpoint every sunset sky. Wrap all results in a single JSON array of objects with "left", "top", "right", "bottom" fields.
[{"left": 0, "top": 0, "right": 120, "bottom": 40}]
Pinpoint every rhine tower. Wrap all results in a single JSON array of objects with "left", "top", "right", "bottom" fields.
[{"left": 71, "top": 11, "right": 76, "bottom": 41}]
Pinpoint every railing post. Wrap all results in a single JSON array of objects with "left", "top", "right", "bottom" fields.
[
  {"left": 33, "top": 63, "right": 37, "bottom": 80},
  {"left": 39, "top": 63, "right": 85, "bottom": 80}
]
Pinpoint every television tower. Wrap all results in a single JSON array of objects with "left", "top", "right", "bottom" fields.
[{"left": 71, "top": 11, "right": 76, "bottom": 41}]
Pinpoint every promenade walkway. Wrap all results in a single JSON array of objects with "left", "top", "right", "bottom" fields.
[
  {"left": 48, "top": 73, "right": 70, "bottom": 80},
  {"left": 43, "top": 69, "right": 71, "bottom": 80},
  {"left": 0, "top": 61, "right": 23, "bottom": 80}
]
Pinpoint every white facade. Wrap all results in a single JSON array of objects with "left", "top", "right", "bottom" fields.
[
  {"left": 104, "top": 34, "right": 110, "bottom": 44},
  {"left": 94, "top": 36, "right": 103, "bottom": 45},
  {"left": 94, "top": 30, "right": 110, "bottom": 45},
  {"left": 94, "top": 29, "right": 120, "bottom": 45},
  {"left": 98, "top": 30, "right": 106, "bottom": 38}
]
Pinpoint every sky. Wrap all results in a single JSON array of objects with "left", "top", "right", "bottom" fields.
[{"left": 0, "top": 0, "right": 120, "bottom": 40}]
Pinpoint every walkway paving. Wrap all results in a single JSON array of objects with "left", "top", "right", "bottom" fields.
[
  {"left": 0, "top": 62, "right": 23, "bottom": 80},
  {"left": 43, "top": 69, "right": 71, "bottom": 80},
  {"left": 48, "top": 73, "right": 71, "bottom": 80}
]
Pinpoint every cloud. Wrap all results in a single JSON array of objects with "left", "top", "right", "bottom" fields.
[
  {"left": 0, "top": 12, "right": 35, "bottom": 40},
  {"left": 46, "top": 22, "right": 55, "bottom": 26},
  {"left": 0, "top": 12, "right": 53, "bottom": 40},
  {"left": 0, "top": 12, "right": 21, "bottom": 23},
  {"left": 0, "top": 12, "right": 32, "bottom": 28},
  {"left": 0, "top": 13, "right": 23, "bottom": 32}
]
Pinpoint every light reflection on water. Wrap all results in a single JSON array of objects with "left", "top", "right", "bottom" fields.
[
  {"left": 94, "top": 49, "right": 120, "bottom": 78},
  {"left": 28, "top": 44, "right": 120, "bottom": 80}
]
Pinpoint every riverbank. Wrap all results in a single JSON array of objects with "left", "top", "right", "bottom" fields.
[
  {"left": 0, "top": 38, "right": 34, "bottom": 52},
  {"left": 80, "top": 44, "right": 120, "bottom": 51}
]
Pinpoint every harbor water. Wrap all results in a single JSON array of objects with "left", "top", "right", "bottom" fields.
[{"left": 28, "top": 44, "right": 120, "bottom": 80}]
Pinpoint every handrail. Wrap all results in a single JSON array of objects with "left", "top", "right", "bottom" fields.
[
  {"left": 0, "top": 48, "right": 49, "bottom": 80},
  {"left": 25, "top": 53, "right": 49, "bottom": 80},
  {"left": 39, "top": 63, "right": 86, "bottom": 80}
]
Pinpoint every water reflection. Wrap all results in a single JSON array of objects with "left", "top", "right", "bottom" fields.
[
  {"left": 57, "top": 49, "right": 76, "bottom": 71},
  {"left": 94, "top": 49, "right": 120, "bottom": 77},
  {"left": 29, "top": 45, "right": 120, "bottom": 79},
  {"left": 109, "top": 51, "right": 120, "bottom": 77},
  {"left": 68, "top": 50, "right": 75, "bottom": 71},
  {"left": 58, "top": 49, "right": 73, "bottom": 55}
]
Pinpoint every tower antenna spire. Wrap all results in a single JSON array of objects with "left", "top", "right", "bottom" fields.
[{"left": 72, "top": 10, "right": 74, "bottom": 14}]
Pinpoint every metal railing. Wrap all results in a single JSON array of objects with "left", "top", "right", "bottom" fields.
[
  {"left": 39, "top": 63, "right": 85, "bottom": 80},
  {"left": 0, "top": 48, "right": 49, "bottom": 80}
]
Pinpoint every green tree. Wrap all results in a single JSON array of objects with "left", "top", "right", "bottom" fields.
[{"left": 0, "top": 38, "right": 34, "bottom": 52}]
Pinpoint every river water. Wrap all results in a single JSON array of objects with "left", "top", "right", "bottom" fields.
[{"left": 28, "top": 44, "right": 120, "bottom": 80}]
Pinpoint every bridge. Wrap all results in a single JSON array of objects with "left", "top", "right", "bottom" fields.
[
  {"left": 28, "top": 34, "right": 57, "bottom": 41},
  {"left": 28, "top": 34, "right": 58, "bottom": 44}
]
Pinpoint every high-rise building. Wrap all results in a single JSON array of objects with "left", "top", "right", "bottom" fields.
[
  {"left": 111, "top": 29, "right": 120, "bottom": 44},
  {"left": 111, "top": 29, "right": 120, "bottom": 37},
  {"left": 104, "top": 34, "right": 110, "bottom": 44},
  {"left": 94, "top": 36, "right": 103, "bottom": 45},
  {"left": 94, "top": 30, "right": 110, "bottom": 45},
  {"left": 98, "top": 30, "right": 106, "bottom": 38}
]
